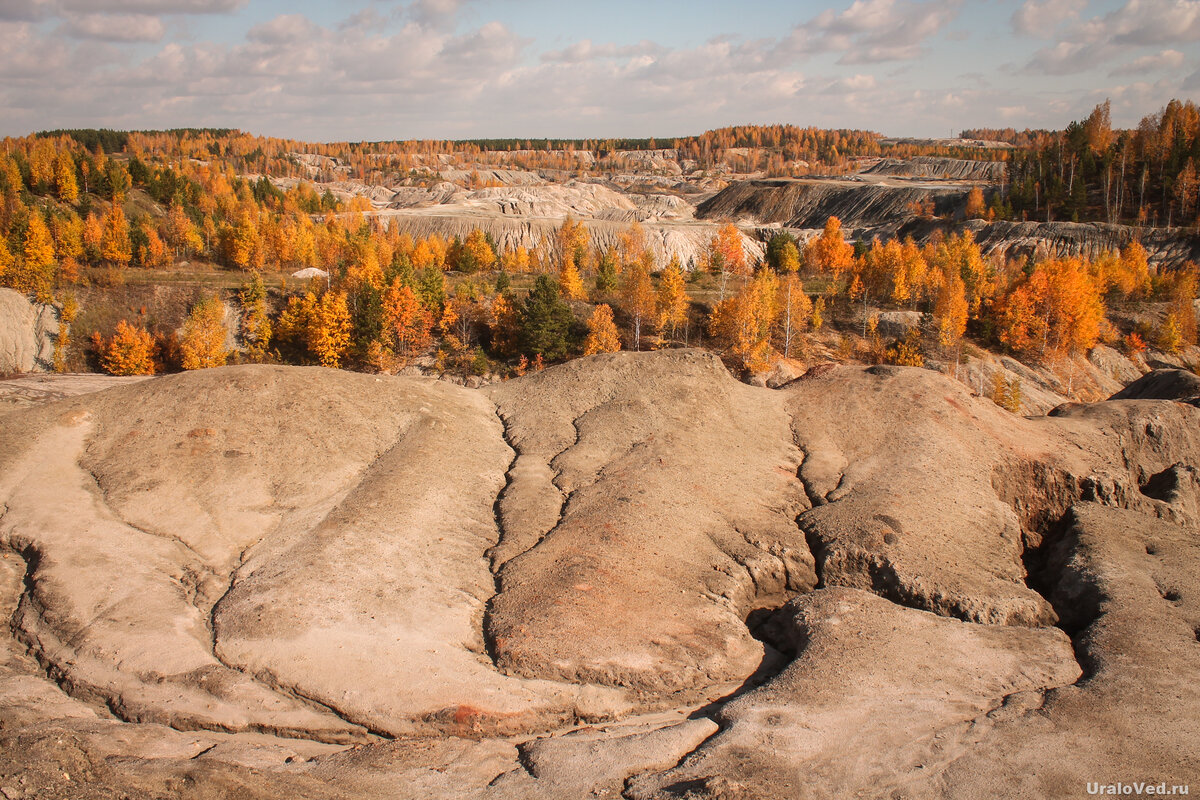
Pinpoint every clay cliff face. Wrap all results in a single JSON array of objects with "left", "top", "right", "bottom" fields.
[{"left": 0, "top": 352, "right": 1197, "bottom": 799}]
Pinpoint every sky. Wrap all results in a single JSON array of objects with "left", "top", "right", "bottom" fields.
[{"left": 0, "top": 0, "right": 1197, "bottom": 142}]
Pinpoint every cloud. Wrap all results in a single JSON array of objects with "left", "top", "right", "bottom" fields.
[
  {"left": 408, "top": 0, "right": 464, "bottom": 30},
  {"left": 540, "top": 39, "right": 662, "bottom": 64},
  {"left": 0, "top": 0, "right": 1188, "bottom": 142},
  {"left": 60, "top": 12, "right": 165, "bottom": 41},
  {"left": 59, "top": 0, "right": 245, "bottom": 13},
  {"left": 1011, "top": 0, "right": 1085, "bottom": 37},
  {"left": 1026, "top": 40, "right": 1117, "bottom": 75},
  {"left": 1108, "top": 49, "right": 1186, "bottom": 75},
  {"left": 0, "top": 0, "right": 55, "bottom": 21},
  {"left": 779, "top": 0, "right": 962, "bottom": 63},
  {"left": 1023, "top": 0, "right": 1200, "bottom": 75},
  {"left": 1094, "top": 0, "right": 1200, "bottom": 46},
  {"left": 247, "top": 14, "right": 319, "bottom": 45}
]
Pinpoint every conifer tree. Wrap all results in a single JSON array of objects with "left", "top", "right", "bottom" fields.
[{"left": 519, "top": 275, "right": 573, "bottom": 360}]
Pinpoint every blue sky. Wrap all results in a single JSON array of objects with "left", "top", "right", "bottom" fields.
[{"left": 0, "top": 0, "right": 1196, "bottom": 141}]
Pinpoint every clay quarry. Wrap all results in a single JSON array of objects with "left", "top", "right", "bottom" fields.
[
  {"left": 0, "top": 351, "right": 1198, "bottom": 799},
  {"left": 1, "top": 119, "right": 1200, "bottom": 800}
]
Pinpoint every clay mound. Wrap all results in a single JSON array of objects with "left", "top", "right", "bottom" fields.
[
  {"left": 697, "top": 178, "right": 971, "bottom": 228},
  {"left": 454, "top": 182, "right": 638, "bottom": 218},
  {"left": 1, "top": 353, "right": 1199, "bottom": 798},
  {"left": 895, "top": 217, "right": 1200, "bottom": 270},
  {"left": 376, "top": 213, "right": 762, "bottom": 269},
  {"left": 485, "top": 350, "right": 815, "bottom": 695},
  {"left": 0, "top": 288, "right": 57, "bottom": 374},
  {"left": 438, "top": 168, "right": 544, "bottom": 187},
  {"left": 862, "top": 156, "right": 1005, "bottom": 181},
  {"left": 1110, "top": 368, "right": 1200, "bottom": 402}
]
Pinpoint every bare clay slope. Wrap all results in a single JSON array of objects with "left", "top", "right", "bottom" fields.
[
  {"left": 485, "top": 350, "right": 816, "bottom": 697},
  {"left": 0, "top": 354, "right": 1198, "bottom": 799}
]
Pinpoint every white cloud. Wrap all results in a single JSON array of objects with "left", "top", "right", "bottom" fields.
[
  {"left": 406, "top": 0, "right": 472, "bottom": 31},
  {"left": 60, "top": 12, "right": 165, "bottom": 41},
  {"left": 0, "top": 0, "right": 54, "bottom": 21},
  {"left": 1011, "top": 0, "right": 1086, "bottom": 37},
  {"left": 1023, "top": 0, "right": 1200, "bottom": 75},
  {"left": 0, "top": 0, "right": 1189, "bottom": 141},
  {"left": 247, "top": 14, "right": 319, "bottom": 45},
  {"left": 1108, "top": 49, "right": 1186, "bottom": 75},
  {"left": 59, "top": 0, "right": 245, "bottom": 13},
  {"left": 778, "top": 0, "right": 962, "bottom": 64},
  {"left": 1096, "top": 0, "right": 1200, "bottom": 46}
]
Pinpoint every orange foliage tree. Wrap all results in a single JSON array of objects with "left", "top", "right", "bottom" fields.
[
  {"left": 180, "top": 295, "right": 229, "bottom": 370},
  {"left": 710, "top": 268, "right": 779, "bottom": 372},
  {"left": 382, "top": 279, "right": 433, "bottom": 359},
  {"left": 710, "top": 222, "right": 748, "bottom": 301},
  {"left": 583, "top": 303, "right": 622, "bottom": 355},
  {"left": 100, "top": 197, "right": 132, "bottom": 267},
  {"left": 996, "top": 257, "right": 1105, "bottom": 358},
  {"left": 621, "top": 262, "right": 656, "bottom": 350},
  {"left": 94, "top": 320, "right": 155, "bottom": 375},
  {"left": 805, "top": 216, "right": 855, "bottom": 280},
  {"left": 656, "top": 257, "right": 690, "bottom": 344}
]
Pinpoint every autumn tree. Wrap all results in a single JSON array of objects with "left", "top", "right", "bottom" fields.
[
  {"left": 500, "top": 245, "right": 530, "bottom": 273},
  {"left": 139, "top": 223, "right": 169, "bottom": 269},
  {"left": 709, "top": 222, "right": 748, "bottom": 301},
  {"left": 559, "top": 257, "right": 587, "bottom": 301},
  {"left": 238, "top": 271, "right": 272, "bottom": 360},
  {"left": 274, "top": 293, "right": 317, "bottom": 362},
  {"left": 53, "top": 293, "right": 77, "bottom": 373},
  {"left": 382, "top": 279, "right": 433, "bottom": 359},
  {"left": 180, "top": 295, "right": 229, "bottom": 370},
  {"left": 804, "top": 216, "right": 854, "bottom": 279},
  {"left": 710, "top": 268, "right": 780, "bottom": 372},
  {"left": 583, "top": 303, "right": 622, "bottom": 355},
  {"left": 656, "top": 257, "right": 690, "bottom": 344},
  {"left": 996, "top": 257, "right": 1105, "bottom": 358},
  {"left": 965, "top": 186, "right": 987, "bottom": 219},
  {"left": 0, "top": 240, "right": 13, "bottom": 290},
  {"left": 933, "top": 262, "right": 968, "bottom": 375},
  {"left": 310, "top": 291, "right": 352, "bottom": 368},
  {"left": 617, "top": 221, "right": 647, "bottom": 272},
  {"left": 765, "top": 231, "right": 801, "bottom": 273},
  {"left": 776, "top": 255, "right": 812, "bottom": 360},
  {"left": 811, "top": 296, "right": 825, "bottom": 330},
  {"left": 20, "top": 211, "right": 56, "bottom": 300},
  {"left": 1158, "top": 266, "right": 1197, "bottom": 353},
  {"left": 557, "top": 216, "right": 589, "bottom": 273},
  {"left": 487, "top": 292, "right": 521, "bottom": 358},
  {"left": 463, "top": 228, "right": 496, "bottom": 272},
  {"left": 55, "top": 152, "right": 78, "bottom": 203},
  {"left": 82, "top": 213, "right": 103, "bottom": 264},
  {"left": 100, "top": 197, "right": 132, "bottom": 267},
  {"left": 927, "top": 231, "right": 990, "bottom": 315},
  {"left": 621, "top": 261, "right": 656, "bottom": 350},
  {"left": 94, "top": 320, "right": 155, "bottom": 375}
]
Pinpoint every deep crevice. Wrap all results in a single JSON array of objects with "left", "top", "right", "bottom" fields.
[
  {"left": 1017, "top": 505, "right": 1103, "bottom": 682},
  {"left": 482, "top": 402, "right": 519, "bottom": 667}
]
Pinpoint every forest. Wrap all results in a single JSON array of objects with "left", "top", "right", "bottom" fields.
[{"left": 1, "top": 104, "right": 1197, "bottom": 396}]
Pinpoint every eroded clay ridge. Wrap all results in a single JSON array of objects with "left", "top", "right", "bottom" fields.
[{"left": 0, "top": 351, "right": 1197, "bottom": 799}]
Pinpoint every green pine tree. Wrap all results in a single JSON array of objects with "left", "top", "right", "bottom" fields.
[{"left": 520, "top": 275, "right": 574, "bottom": 360}]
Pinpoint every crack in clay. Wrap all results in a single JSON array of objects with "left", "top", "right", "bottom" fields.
[
  {"left": 482, "top": 402, "right": 519, "bottom": 666},
  {"left": 81, "top": 465, "right": 209, "bottom": 563}
]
